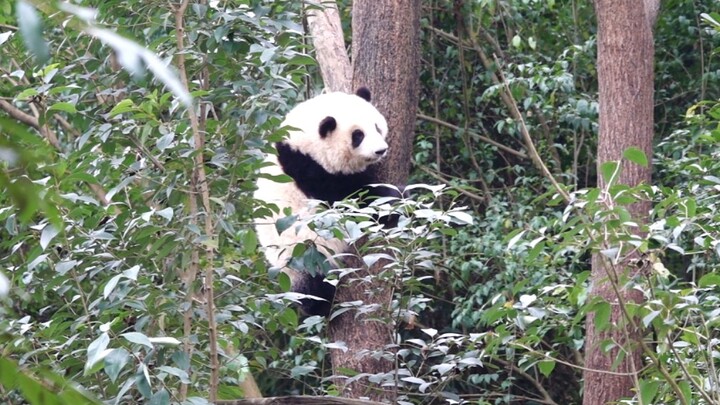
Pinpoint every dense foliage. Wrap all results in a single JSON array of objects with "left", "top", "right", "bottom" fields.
[{"left": 2, "top": 0, "right": 720, "bottom": 404}]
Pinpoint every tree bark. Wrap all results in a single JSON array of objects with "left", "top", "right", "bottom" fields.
[
  {"left": 303, "top": 0, "right": 421, "bottom": 402},
  {"left": 351, "top": 0, "right": 421, "bottom": 186},
  {"left": 583, "top": 1, "right": 658, "bottom": 404},
  {"left": 304, "top": 1, "right": 352, "bottom": 93}
]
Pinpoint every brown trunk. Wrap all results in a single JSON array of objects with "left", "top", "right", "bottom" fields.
[
  {"left": 325, "top": 0, "right": 421, "bottom": 402},
  {"left": 583, "top": 1, "right": 658, "bottom": 404},
  {"left": 351, "top": 0, "right": 421, "bottom": 185}
]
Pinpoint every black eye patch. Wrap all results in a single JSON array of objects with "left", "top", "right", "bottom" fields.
[{"left": 352, "top": 129, "right": 364, "bottom": 148}]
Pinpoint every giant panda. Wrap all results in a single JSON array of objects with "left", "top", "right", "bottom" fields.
[{"left": 254, "top": 87, "right": 399, "bottom": 317}]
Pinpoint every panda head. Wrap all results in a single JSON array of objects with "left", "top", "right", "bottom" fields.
[{"left": 282, "top": 87, "right": 389, "bottom": 174}]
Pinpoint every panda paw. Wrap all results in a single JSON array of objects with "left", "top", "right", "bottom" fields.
[{"left": 293, "top": 273, "right": 336, "bottom": 317}]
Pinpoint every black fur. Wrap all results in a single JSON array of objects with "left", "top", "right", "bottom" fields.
[
  {"left": 278, "top": 142, "right": 374, "bottom": 203},
  {"left": 276, "top": 142, "right": 402, "bottom": 316},
  {"left": 292, "top": 272, "right": 336, "bottom": 317},
  {"left": 351, "top": 130, "right": 365, "bottom": 149},
  {"left": 355, "top": 87, "right": 371, "bottom": 102},
  {"left": 318, "top": 116, "right": 337, "bottom": 137}
]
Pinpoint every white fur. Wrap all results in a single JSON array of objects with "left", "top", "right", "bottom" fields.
[{"left": 254, "top": 91, "right": 388, "bottom": 282}]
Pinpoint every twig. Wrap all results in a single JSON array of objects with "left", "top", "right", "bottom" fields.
[
  {"left": 417, "top": 165, "right": 486, "bottom": 202},
  {"left": 490, "top": 357, "right": 559, "bottom": 405},
  {"left": 492, "top": 56, "right": 570, "bottom": 203},
  {"left": 173, "top": 0, "right": 220, "bottom": 401},
  {"left": 417, "top": 113, "right": 527, "bottom": 159}
]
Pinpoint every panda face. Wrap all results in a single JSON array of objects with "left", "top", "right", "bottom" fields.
[{"left": 283, "top": 89, "right": 389, "bottom": 175}]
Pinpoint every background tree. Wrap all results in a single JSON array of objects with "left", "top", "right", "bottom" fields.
[{"left": 583, "top": 1, "right": 659, "bottom": 403}]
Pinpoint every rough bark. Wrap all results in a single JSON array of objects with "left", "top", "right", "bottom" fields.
[
  {"left": 304, "top": 1, "right": 352, "bottom": 93},
  {"left": 583, "top": 1, "right": 658, "bottom": 404},
  {"left": 351, "top": 0, "right": 421, "bottom": 186}
]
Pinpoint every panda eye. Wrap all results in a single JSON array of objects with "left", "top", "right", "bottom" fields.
[{"left": 352, "top": 130, "right": 365, "bottom": 148}]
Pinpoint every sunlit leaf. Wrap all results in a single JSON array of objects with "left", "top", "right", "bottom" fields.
[
  {"left": 40, "top": 224, "right": 60, "bottom": 250},
  {"left": 86, "top": 27, "right": 192, "bottom": 107},
  {"left": 622, "top": 146, "right": 648, "bottom": 167},
  {"left": 538, "top": 359, "right": 555, "bottom": 377},
  {"left": 85, "top": 333, "right": 110, "bottom": 372},
  {"left": 17, "top": 1, "right": 49, "bottom": 64},
  {"left": 121, "top": 332, "right": 153, "bottom": 348}
]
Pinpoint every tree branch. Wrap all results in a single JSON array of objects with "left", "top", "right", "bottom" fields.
[
  {"left": 417, "top": 112, "right": 528, "bottom": 159},
  {"left": 173, "top": 0, "right": 221, "bottom": 400},
  {"left": 304, "top": 1, "right": 351, "bottom": 92}
]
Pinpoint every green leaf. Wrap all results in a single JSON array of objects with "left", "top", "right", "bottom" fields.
[
  {"left": 639, "top": 379, "right": 659, "bottom": 404},
  {"left": 593, "top": 301, "right": 611, "bottom": 331},
  {"left": 86, "top": 27, "right": 192, "bottom": 107},
  {"left": 642, "top": 310, "right": 661, "bottom": 327},
  {"left": 121, "top": 332, "right": 153, "bottom": 349},
  {"left": 537, "top": 359, "right": 555, "bottom": 377},
  {"left": 699, "top": 273, "right": 720, "bottom": 287},
  {"left": 48, "top": 102, "right": 77, "bottom": 114},
  {"left": 622, "top": 147, "right": 648, "bottom": 167},
  {"left": 275, "top": 214, "right": 297, "bottom": 234},
  {"left": 109, "top": 99, "right": 136, "bottom": 117},
  {"left": 243, "top": 229, "right": 258, "bottom": 255},
  {"left": 600, "top": 161, "right": 619, "bottom": 184},
  {"left": 286, "top": 54, "right": 316, "bottom": 66},
  {"left": 678, "top": 380, "right": 691, "bottom": 403},
  {"left": 16, "top": 88, "right": 39, "bottom": 100},
  {"left": 40, "top": 224, "right": 60, "bottom": 251},
  {"left": 278, "top": 272, "right": 291, "bottom": 292},
  {"left": 504, "top": 229, "right": 526, "bottom": 250},
  {"left": 156, "top": 366, "right": 190, "bottom": 384},
  {"left": 85, "top": 333, "right": 110, "bottom": 373},
  {"left": 17, "top": 1, "right": 50, "bottom": 64},
  {"left": 148, "top": 389, "right": 170, "bottom": 405},
  {"left": 104, "top": 348, "right": 130, "bottom": 383},
  {"left": 103, "top": 274, "right": 122, "bottom": 299}
]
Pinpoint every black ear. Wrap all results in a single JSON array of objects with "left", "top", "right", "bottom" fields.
[
  {"left": 319, "top": 116, "right": 337, "bottom": 137},
  {"left": 355, "top": 87, "right": 371, "bottom": 102}
]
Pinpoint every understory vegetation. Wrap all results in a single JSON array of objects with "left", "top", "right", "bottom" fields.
[{"left": 2, "top": 0, "right": 720, "bottom": 404}]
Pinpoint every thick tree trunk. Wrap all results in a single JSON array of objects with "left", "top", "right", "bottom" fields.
[
  {"left": 583, "top": 1, "right": 658, "bottom": 404},
  {"left": 305, "top": 0, "right": 421, "bottom": 402},
  {"left": 351, "top": 0, "right": 421, "bottom": 186}
]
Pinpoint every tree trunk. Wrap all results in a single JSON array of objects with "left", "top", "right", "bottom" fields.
[
  {"left": 305, "top": 0, "right": 421, "bottom": 401},
  {"left": 583, "top": 1, "right": 658, "bottom": 404},
  {"left": 351, "top": 0, "right": 421, "bottom": 186}
]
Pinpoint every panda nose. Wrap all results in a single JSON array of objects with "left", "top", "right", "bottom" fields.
[{"left": 375, "top": 148, "right": 387, "bottom": 156}]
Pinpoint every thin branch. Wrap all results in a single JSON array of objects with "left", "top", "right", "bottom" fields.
[
  {"left": 492, "top": 56, "right": 570, "bottom": 203},
  {"left": 430, "top": 23, "right": 570, "bottom": 202},
  {"left": 173, "top": 0, "right": 220, "bottom": 400},
  {"left": 417, "top": 113, "right": 528, "bottom": 159},
  {"left": 417, "top": 165, "right": 487, "bottom": 202},
  {"left": 490, "top": 357, "right": 559, "bottom": 405},
  {"left": 303, "top": 0, "right": 351, "bottom": 92}
]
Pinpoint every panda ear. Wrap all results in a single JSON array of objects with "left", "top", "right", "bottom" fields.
[
  {"left": 355, "top": 87, "right": 371, "bottom": 102},
  {"left": 319, "top": 116, "right": 337, "bottom": 138}
]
